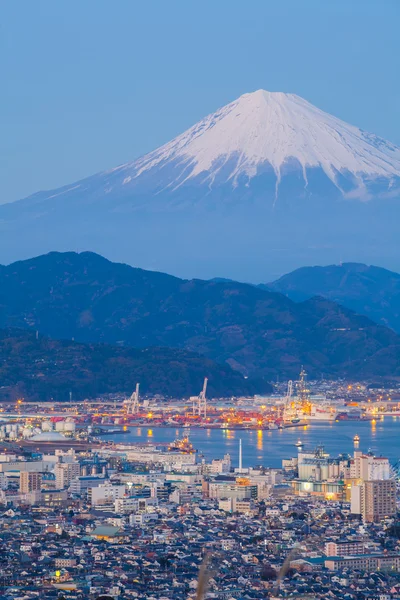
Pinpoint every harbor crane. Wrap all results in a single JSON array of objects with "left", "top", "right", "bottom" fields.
[
  {"left": 281, "top": 379, "right": 294, "bottom": 420},
  {"left": 191, "top": 377, "right": 208, "bottom": 419},
  {"left": 125, "top": 383, "right": 140, "bottom": 415},
  {"left": 286, "top": 380, "right": 293, "bottom": 406}
]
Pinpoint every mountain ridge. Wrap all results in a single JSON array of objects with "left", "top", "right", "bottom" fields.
[
  {"left": 267, "top": 262, "right": 400, "bottom": 333},
  {"left": 1, "top": 251, "right": 400, "bottom": 381}
]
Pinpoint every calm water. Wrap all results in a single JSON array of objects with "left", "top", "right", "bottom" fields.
[{"left": 104, "top": 418, "right": 400, "bottom": 468}]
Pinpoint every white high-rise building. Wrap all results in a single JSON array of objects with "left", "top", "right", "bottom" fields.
[
  {"left": 350, "top": 450, "right": 395, "bottom": 522},
  {"left": 350, "top": 451, "right": 390, "bottom": 481},
  {"left": 55, "top": 462, "right": 80, "bottom": 490},
  {"left": 90, "top": 483, "right": 126, "bottom": 506}
]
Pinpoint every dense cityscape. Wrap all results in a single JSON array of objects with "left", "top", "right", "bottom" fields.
[{"left": 1, "top": 376, "right": 400, "bottom": 599}]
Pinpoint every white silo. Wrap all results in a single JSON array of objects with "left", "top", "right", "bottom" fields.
[
  {"left": 41, "top": 421, "right": 53, "bottom": 432},
  {"left": 55, "top": 421, "right": 66, "bottom": 432}
]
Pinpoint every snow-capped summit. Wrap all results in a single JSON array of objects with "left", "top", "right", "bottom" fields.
[
  {"left": 1, "top": 90, "right": 400, "bottom": 280},
  {"left": 127, "top": 89, "right": 400, "bottom": 196}
]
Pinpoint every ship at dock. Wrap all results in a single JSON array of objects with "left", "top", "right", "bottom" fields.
[
  {"left": 282, "top": 368, "right": 339, "bottom": 423},
  {"left": 282, "top": 369, "right": 311, "bottom": 424},
  {"left": 281, "top": 368, "right": 369, "bottom": 422},
  {"left": 307, "top": 404, "right": 339, "bottom": 421}
]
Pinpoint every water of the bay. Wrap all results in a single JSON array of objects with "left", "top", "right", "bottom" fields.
[{"left": 103, "top": 417, "right": 400, "bottom": 468}]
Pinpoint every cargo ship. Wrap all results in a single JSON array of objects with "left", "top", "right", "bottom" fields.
[{"left": 305, "top": 405, "right": 338, "bottom": 421}]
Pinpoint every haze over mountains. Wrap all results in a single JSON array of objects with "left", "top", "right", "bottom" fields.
[
  {"left": 1, "top": 91, "right": 400, "bottom": 280},
  {"left": 1, "top": 251, "right": 400, "bottom": 384}
]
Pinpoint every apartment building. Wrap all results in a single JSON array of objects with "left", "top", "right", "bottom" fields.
[
  {"left": 20, "top": 471, "right": 42, "bottom": 494},
  {"left": 55, "top": 462, "right": 80, "bottom": 489},
  {"left": 325, "top": 540, "right": 366, "bottom": 557}
]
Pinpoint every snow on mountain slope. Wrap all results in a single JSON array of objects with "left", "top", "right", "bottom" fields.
[
  {"left": 111, "top": 89, "right": 400, "bottom": 197},
  {"left": 1, "top": 90, "right": 400, "bottom": 280},
  {"left": 7, "top": 90, "right": 400, "bottom": 210}
]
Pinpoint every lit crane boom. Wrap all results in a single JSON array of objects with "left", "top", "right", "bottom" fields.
[
  {"left": 125, "top": 383, "right": 140, "bottom": 415},
  {"left": 191, "top": 377, "right": 208, "bottom": 419}
]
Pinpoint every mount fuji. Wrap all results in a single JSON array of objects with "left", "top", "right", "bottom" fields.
[{"left": 1, "top": 90, "right": 400, "bottom": 280}]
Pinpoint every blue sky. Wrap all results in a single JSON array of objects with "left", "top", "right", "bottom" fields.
[{"left": 1, "top": 0, "right": 399, "bottom": 203}]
